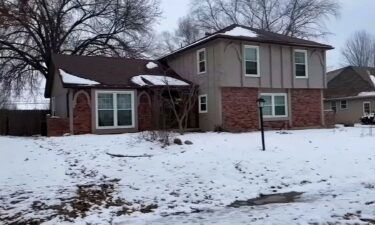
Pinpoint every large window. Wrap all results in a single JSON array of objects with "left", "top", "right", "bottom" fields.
[
  {"left": 244, "top": 45, "right": 259, "bottom": 76},
  {"left": 199, "top": 94, "right": 208, "bottom": 113},
  {"left": 363, "top": 102, "right": 371, "bottom": 115},
  {"left": 294, "top": 49, "right": 308, "bottom": 78},
  {"left": 260, "top": 93, "right": 288, "bottom": 118},
  {"left": 96, "top": 91, "right": 134, "bottom": 129},
  {"left": 197, "top": 48, "right": 206, "bottom": 74}
]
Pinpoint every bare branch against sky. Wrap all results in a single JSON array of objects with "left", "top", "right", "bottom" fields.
[
  {"left": 341, "top": 30, "right": 375, "bottom": 67},
  {"left": 0, "top": 0, "right": 161, "bottom": 94}
]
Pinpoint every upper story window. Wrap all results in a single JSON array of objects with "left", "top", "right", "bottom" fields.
[
  {"left": 294, "top": 49, "right": 308, "bottom": 78},
  {"left": 197, "top": 48, "right": 206, "bottom": 74},
  {"left": 260, "top": 93, "right": 288, "bottom": 118},
  {"left": 199, "top": 94, "right": 208, "bottom": 113},
  {"left": 340, "top": 100, "right": 348, "bottom": 110},
  {"left": 244, "top": 45, "right": 259, "bottom": 76}
]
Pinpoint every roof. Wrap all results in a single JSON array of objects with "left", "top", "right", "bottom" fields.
[
  {"left": 46, "top": 54, "right": 191, "bottom": 96},
  {"left": 325, "top": 66, "right": 375, "bottom": 99},
  {"left": 160, "top": 24, "right": 334, "bottom": 59}
]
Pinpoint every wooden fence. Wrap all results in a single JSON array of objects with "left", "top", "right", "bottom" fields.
[{"left": 0, "top": 110, "right": 49, "bottom": 136}]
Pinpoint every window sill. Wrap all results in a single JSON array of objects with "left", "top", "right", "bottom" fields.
[
  {"left": 244, "top": 74, "right": 260, "bottom": 77},
  {"left": 197, "top": 71, "right": 206, "bottom": 75},
  {"left": 263, "top": 116, "right": 288, "bottom": 120},
  {"left": 199, "top": 111, "right": 208, "bottom": 114},
  {"left": 295, "top": 76, "right": 309, "bottom": 79},
  {"left": 96, "top": 125, "right": 135, "bottom": 130}
]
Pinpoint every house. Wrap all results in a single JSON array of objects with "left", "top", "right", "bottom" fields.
[
  {"left": 324, "top": 66, "right": 375, "bottom": 125},
  {"left": 45, "top": 24, "right": 333, "bottom": 136}
]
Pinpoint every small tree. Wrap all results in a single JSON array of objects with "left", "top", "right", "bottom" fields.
[{"left": 160, "top": 79, "right": 198, "bottom": 134}]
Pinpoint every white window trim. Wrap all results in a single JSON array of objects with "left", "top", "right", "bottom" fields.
[
  {"left": 363, "top": 101, "right": 371, "bottom": 114},
  {"left": 294, "top": 49, "right": 308, "bottom": 79},
  {"left": 260, "top": 93, "right": 288, "bottom": 118},
  {"left": 95, "top": 90, "right": 135, "bottom": 130},
  {"left": 340, "top": 100, "right": 348, "bottom": 110},
  {"left": 244, "top": 45, "right": 260, "bottom": 77},
  {"left": 198, "top": 94, "right": 208, "bottom": 113},
  {"left": 197, "top": 48, "right": 207, "bottom": 74}
]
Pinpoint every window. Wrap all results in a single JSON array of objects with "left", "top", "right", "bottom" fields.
[
  {"left": 96, "top": 91, "right": 134, "bottom": 129},
  {"left": 340, "top": 100, "right": 348, "bottom": 110},
  {"left": 294, "top": 50, "right": 308, "bottom": 78},
  {"left": 197, "top": 48, "right": 206, "bottom": 74},
  {"left": 199, "top": 94, "right": 208, "bottom": 113},
  {"left": 244, "top": 45, "right": 259, "bottom": 76},
  {"left": 331, "top": 101, "right": 337, "bottom": 111},
  {"left": 363, "top": 102, "right": 371, "bottom": 115},
  {"left": 260, "top": 93, "right": 288, "bottom": 117}
]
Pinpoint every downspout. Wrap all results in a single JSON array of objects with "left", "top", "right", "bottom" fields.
[{"left": 68, "top": 89, "right": 74, "bottom": 134}]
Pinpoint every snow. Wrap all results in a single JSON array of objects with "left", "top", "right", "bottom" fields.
[
  {"left": 146, "top": 62, "right": 158, "bottom": 69},
  {"left": 222, "top": 27, "right": 258, "bottom": 37},
  {"left": 370, "top": 74, "right": 375, "bottom": 87},
  {"left": 59, "top": 69, "right": 100, "bottom": 85},
  {"left": 131, "top": 75, "right": 189, "bottom": 86},
  {"left": 2, "top": 128, "right": 375, "bottom": 224},
  {"left": 357, "top": 91, "right": 375, "bottom": 97}
]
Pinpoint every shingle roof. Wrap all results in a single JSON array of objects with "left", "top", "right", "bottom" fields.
[
  {"left": 161, "top": 24, "right": 333, "bottom": 59},
  {"left": 325, "top": 66, "right": 375, "bottom": 99}
]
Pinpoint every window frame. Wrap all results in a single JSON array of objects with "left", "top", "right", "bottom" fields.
[
  {"left": 95, "top": 90, "right": 135, "bottom": 129},
  {"left": 363, "top": 101, "right": 371, "bottom": 115},
  {"left": 244, "top": 45, "right": 260, "bottom": 77},
  {"left": 294, "top": 49, "right": 308, "bottom": 78},
  {"left": 198, "top": 94, "right": 208, "bottom": 113},
  {"left": 340, "top": 100, "right": 348, "bottom": 110},
  {"left": 197, "top": 48, "right": 207, "bottom": 74},
  {"left": 260, "top": 93, "right": 288, "bottom": 118}
]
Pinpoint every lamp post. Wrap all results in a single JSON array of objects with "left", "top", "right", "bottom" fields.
[{"left": 257, "top": 98, "right": 266, "bottom": 151}]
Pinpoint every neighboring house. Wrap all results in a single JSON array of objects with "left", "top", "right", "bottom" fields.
[
  {"left": 46, "top": 24, "right": 333, "bottom": 136},
  {"left": 324, "top": 66, "right": 375, "bottom": 125}
]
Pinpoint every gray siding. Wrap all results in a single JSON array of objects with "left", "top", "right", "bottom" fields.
[{"left": 325, "top": 98, "right": 375, "bottom": 124}]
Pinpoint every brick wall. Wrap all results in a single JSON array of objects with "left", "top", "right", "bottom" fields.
[
  {"left": 324, "top": 110, "right": 335, "bottom": 127},
  {"left": 222, "top": 87, "right": 259, "bottom": 132},
  {"left": 73, "top": 90, "right": 92, "bottom": 134},
  {"left": 264, "top": 120, "right": 290, "bottom": 130},
  {"left": 47, "top": 116, "right": 69, "bottom": 137},
  {"left": 138, "top": 92, "right": 153, "bottom": 131},
  {"left": 291, "top": 89, "right": 323, "bottom": 128}
]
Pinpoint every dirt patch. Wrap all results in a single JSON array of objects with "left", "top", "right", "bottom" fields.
[
  {"left": 228, "top": 191, "right": 303, "bottom": 208},
  {"left": 1, "top": 179, "right": 158, "bottom": 224}
]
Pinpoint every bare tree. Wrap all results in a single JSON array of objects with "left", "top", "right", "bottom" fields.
[
  {"left": 0, "top": 0, "right": 161, "bottom": 93},
  {"left": 175, "top": 16, "right": 202, "bottom": 46},
  {"left": 189, "top": 0, "right": 340, "bottom": 38},
  {"left": 341, "top": 30, "right": 375, "bottom": 67}
]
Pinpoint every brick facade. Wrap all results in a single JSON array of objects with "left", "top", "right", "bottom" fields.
[
  {"left": 222, "top": 87, "right": 259, "bottom": 132},
  {"left": 138, "top": 92, "right": 153, "bottom": 131},
  {"left": 73, "top": 90, "right": 92, "bottom": 134},
  {"left": 264, "top": 120, "right": 290, "bottom": 130},
  {"left": 291, "top": 89, "right": 323, "bottom": 128},
  {"left": 47, "top": 116, "right": 69, "bottom": 137}
]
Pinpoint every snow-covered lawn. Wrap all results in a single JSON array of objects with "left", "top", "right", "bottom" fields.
[{"left": 1, "top": 127, "right": 375, "bottom": 224}]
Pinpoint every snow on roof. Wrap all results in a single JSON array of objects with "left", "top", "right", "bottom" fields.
[
  {"left": 222, "top": 27, "right": 257, "bottom": 37},
  {"left": 370, "top": 74, "right": 375, "bottom": 87},
  {"left": 146, "top": 62, "right": 158, "bottom": 69},
  {"left": 358, "top": 91, "right": 375, "bottom": 97},
  {"left": 131, "top": 75, "right": 189, "bottom": 86},
  {"left": 59, "top": 69, "right": 100, "bottom": 85}
]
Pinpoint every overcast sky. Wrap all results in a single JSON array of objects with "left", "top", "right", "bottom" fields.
[{"left": 155, "top": 0, "right": 375, "bottom": 71}]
